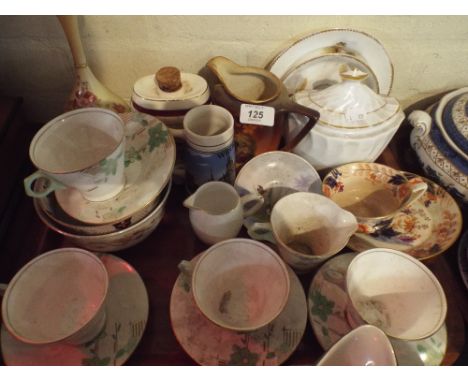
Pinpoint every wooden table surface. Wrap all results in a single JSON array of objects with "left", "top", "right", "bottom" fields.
[{"left": 0, "top": 97, "right": 467, "bottom": 366}]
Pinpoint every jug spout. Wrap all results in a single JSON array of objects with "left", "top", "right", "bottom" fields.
[{"left": 183, "top": 193, "right": 201, "bottom": 211}]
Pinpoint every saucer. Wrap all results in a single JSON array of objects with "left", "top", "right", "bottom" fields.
[
  {"left": 457, "top": 230, "right": 468, "bottom": 291},
  {"left": 55, "top": 112, "right": 176, "bottom": 225},
  {"left": 267, "top": 28, "right": 393, "bottom": 95},
  {"left": 234, "top": 151, "right": 321, "bottom": 240},
  {"left": 308, "top": 252, "right": 448, "bottom": 366},
  {"left": 347, "top": 172, "right": 463, "bottom": 262},
  {"left": 170, "top": 254, "right": 307, "bottom": 365},
  {"left": 1, "top": 254, "right": 149, "bottom": 366}
]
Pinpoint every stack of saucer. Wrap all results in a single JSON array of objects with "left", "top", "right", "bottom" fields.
[{"left": 33, "top": 112, "right": 176, "bottom": 252}]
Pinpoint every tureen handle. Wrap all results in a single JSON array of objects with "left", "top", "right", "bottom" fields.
[{"left": 408, "top": 110, "right": 432, "bottom": 138}]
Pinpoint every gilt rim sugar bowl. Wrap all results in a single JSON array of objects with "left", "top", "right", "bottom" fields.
[
  {"left": 408, "top": 87, "right": 468, "bottom": 203},
  {"left": 288, "top": 68, "right": 404, "bottom": 171}
]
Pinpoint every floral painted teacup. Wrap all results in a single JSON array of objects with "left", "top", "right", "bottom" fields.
[
  {"left": 322, "top": 163, "right": 427, "bottom": 234},
  {"left": 24, "top": 108, "right": 126, "bottom": 202}
]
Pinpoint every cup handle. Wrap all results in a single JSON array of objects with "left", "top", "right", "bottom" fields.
[
  {"left": 405, "top": 181, "right": 428, "bottom": 207},
  {"left": 240, "top": 194, "right": 264, "bottom": 217},
  {"left": 178, "top": 260, "right": 194, "bottom": 279},
  {"left": 23, "top": 171, "right": 66, "bottom": 198},
  {"left": 0, "top": 283, "right": 7, "bottom": 297},
  {"left": 247, "top": 222, "right": 276, "bottom": 244},
  {"left": 280, "top": 101, "right": 320, "bottom": 152}
]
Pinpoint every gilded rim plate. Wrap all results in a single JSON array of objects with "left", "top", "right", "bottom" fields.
[
  {"left": 170, "top": 254, "right": 307, "bottom": 365},
  {"left": 267, "top": 28, "right": 394, "bottom": 95},
  {"left": 55, "top": 112, "right": 175, "bottom": 225},
  {"left": 308, "top": 252, "right": 448, "bottom": 366},
  {"left": 346, "top": 172, "right": 462, "bottom": 262},
  {"left": 1, "top": 254, "right": 149, "bottom": 366}
]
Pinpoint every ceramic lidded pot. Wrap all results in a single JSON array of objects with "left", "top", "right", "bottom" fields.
[
  {"left": 207, "top": 56, "right": 320, "bottom": 170},
  {"left": 408, "top": 88, "right": 468, "bottom": 203},
  {"left": 289, "top": 69, "right": 405, "bottom": 171},
  {"left": 132, "top": 66, "right": 210, "bottom": 133}
]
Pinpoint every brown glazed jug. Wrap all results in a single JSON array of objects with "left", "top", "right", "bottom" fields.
[{"left": 207, "top": 56, "right": 320, "bottom": 169}]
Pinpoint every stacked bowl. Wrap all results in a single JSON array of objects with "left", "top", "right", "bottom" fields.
[{"left": 30, "top": 110, "right": 176, "bottom": 252}]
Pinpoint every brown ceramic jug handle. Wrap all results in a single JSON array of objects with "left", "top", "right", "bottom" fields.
[{"left": 280, "top": 102, "right": 320, "bottom": 152}]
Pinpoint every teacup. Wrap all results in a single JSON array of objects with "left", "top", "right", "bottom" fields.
[
  {"left": 317, "top": 325, "right": 397, "bottom": 366},
  {"left": 178, "top": 238, "right": 290, "bottom": 331},
  {"left": 24, "top": 108, "right": 126, "bottom": 202},
  {"left": 183, "top": 181, "right": 263, "bottom": 245},
  {"left": 0, "top": 248, "right": 108, "bottom": 345},
  {"left": 345, "top": 248, "right": 447, "bottom": 341},
  {"left": 248, "top": 192, "right": 358, "bottom": 273},
  {"left": 322, "top": 163, "right": 427, "bottom": 234}
]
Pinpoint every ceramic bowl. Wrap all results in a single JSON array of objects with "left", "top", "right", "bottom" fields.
[
  {"left": 317, "top": 325, "right": 397, "bottom": 366},
  {"left": 34, "top": 181, "right": 171, "bottom": 252},
  {"left": 235, "top": 150, "right": 321, "bottom": 202},
  {"left": 35, "top": 178, "right": 164, "bottom": 236},
  {"left": 409, "top": 89, "right": 468, "bottom": 203}
]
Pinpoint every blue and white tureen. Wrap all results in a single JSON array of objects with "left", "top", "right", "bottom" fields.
[{"left": 408, "top": 87, "right": 468, "bottom": 203}]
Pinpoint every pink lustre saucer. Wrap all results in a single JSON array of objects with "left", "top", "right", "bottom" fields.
[
  {"left": 170, "top": 254, "right": 307, "bottom": 365},
  {"left": 55, "top": 112, "right": 175, "bottom": 225},
  {"left": 1, "top": 254, "right": 149, "bottom": 366},
  {"left": 347, "top": 172, "right": 462, "bottom": 262}
]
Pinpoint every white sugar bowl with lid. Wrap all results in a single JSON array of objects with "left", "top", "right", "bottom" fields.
[
  {"left": 132, "top": 66, "right": 210, "bottom": 133},
  {"left": 288, "top": 69, "right": 405, "bottom": 171},
  {"left": 408, "top": 87, "right": 468, "bottom": 203}
]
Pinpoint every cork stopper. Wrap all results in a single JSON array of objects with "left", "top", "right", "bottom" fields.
[{"left": 155, "top": 67, "right": 182, "bottom": 92}]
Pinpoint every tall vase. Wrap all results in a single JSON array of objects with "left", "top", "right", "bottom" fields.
[{"left": 57, "top": 16, "right": 130, "bottom": 113}]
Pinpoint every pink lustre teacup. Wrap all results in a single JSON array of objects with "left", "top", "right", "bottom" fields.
[{"left": 322, "top": 163, "right": 427, "bottom": 234}]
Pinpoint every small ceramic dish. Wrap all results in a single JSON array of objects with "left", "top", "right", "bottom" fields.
[
  {"left": 170, "top": 253, "right": 307, "bottom": 365},
  {"left": 308, "top": 252, "right": 448, "bottom": 366},
  {"left": 267, "top": 28, "right": 394, "bottom": 95},
  {"left": 346, "top": 172, "right": 462, "bottom": 262},
  {"left": 317, "top": 325, "right": 397, "bottom": 366},
  {"left": 234, "top": 151, "right": 322, "bottom": 238},
  {"left": 34, "top": 181, "right": 171, "bottom": 252},
  {"left": 1, "top": 254, "right": 149, "bottom": 365},
  {"left": 54, "top": 112, "right": 175, "bottom": 225},
  {"left": 457, "top": 230, "right": 468, "bottom": 291}
]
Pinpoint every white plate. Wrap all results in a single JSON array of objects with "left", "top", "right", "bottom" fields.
[
  {"left": 55, "top": 112, "right": 175, "bottom": 225},
  {"left": 308, "top": 252, "right": 448, "bottom": 366},
  {"left": 1, "top": 254, "right": 149, "bottom": 366},
  {"left": 170, "top": 253, "right": 307, "bottom": 365},
  {"left": 268, "top": 28, "right": 394, "bottom": 95}
]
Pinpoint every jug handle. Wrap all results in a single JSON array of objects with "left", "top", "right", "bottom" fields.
[{"left": 280, "top": 102, "right": 320, "bottom": 152}]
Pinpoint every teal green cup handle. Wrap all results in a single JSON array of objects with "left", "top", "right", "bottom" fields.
[
  {"left": 23, "top": 171, "right": 66, "bottom": 198},
  {"left": 247, "top": 222, "right": 276, "bottom": 244}
]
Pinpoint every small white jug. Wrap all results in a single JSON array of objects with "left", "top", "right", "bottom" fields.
[{"left": 183, "top": 181, "right": 263, "bottom": 245}]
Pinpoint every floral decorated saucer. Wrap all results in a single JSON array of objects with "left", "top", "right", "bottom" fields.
[
  {"left": 347, "top": 173, "right": 462, "bottom": 262},
  {"left": 1, "top": 254, "right": 149, "bottom": 366},
  {"left": 308, "top": 252, "right": 448, "bottom": 366},
  {"left": 55, "top": 112, "right": 175, "bottom": 225},
  {"left": 170, "top": 254, "right": 307, "bottom": 365},
  {"left": 234, "top": 151, "right": 321, "bottom": 239}
]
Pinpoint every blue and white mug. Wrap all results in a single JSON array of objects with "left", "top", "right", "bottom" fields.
[{"left": 175, "top": 105, "right": 236, "bottom": 191}]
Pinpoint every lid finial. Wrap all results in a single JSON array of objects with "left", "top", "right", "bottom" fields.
[{"left": 155, "top": 67, "right": 182, "bottom": 92}]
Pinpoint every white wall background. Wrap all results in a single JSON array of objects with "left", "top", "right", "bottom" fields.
[{"left": 1, "top": 15, "right": 468, "bottom": 122}]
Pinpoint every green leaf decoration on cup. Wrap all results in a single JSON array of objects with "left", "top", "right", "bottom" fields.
[
  {"left": 310, "top": 290, "right": 335, "bottom": 322},
  {"left": 148, "top": 123, "right": 168, "bottom": 152}
]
